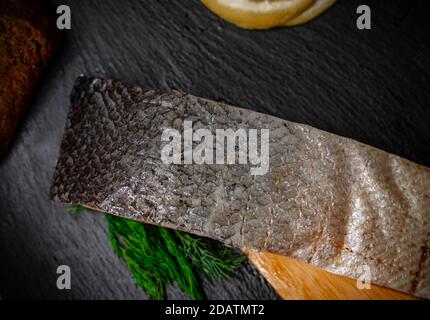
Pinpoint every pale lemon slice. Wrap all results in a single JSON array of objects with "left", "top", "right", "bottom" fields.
[
  {"left": 201, "top": 0, "right": 316, "bottom": 30},
  {"left": 285, "top": 0, "right": 336, "bottom": 26}
]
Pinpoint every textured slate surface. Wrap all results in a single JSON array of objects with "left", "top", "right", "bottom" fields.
[{"left": 0, "top": 0, "right": 429, "bottom": 299}]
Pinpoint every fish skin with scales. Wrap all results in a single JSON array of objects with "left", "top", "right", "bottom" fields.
[{"left": 51, "top": 77, "right": 430, "bottom": 299}]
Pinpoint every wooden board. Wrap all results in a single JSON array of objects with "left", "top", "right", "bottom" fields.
[{"left": 246, "top": 250, "right": 415, "bottom": 300}]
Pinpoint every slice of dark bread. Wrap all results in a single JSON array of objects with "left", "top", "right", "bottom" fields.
[{"left": 0, "top": 0, "right": 62, "bottom": 156}]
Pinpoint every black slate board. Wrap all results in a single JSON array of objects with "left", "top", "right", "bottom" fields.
[{"left": 0, "top": 0, "right": 429, "bottom": 299}]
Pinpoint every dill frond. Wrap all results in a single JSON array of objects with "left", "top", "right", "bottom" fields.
[{"left": 67, "top": 205, "right": 246, "bottom": 299}]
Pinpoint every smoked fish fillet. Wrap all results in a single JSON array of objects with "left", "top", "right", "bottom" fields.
[{"left": 51, "top": 77, "right": 430, "bottom": 299}]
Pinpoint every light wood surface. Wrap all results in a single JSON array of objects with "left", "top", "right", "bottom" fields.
[{"left": 246, "top": 249, "right": 415, "bottom": 300}]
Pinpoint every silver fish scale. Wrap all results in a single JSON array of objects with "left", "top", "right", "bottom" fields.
[{"left": 51, "top": 77, "right": 430, "bottom": 298}]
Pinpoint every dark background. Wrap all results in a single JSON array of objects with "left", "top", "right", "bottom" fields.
[{"left": 0, "top": 0, "right": 429, "bottom": 299}]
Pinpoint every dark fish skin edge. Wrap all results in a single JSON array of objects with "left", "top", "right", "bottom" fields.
[{"left": 51, "top": 76, "right": 430, "bottom": 299}]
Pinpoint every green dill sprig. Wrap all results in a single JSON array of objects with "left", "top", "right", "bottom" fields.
[{"left": 67, "top": 205, "right": 246, "bottom": 299}]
